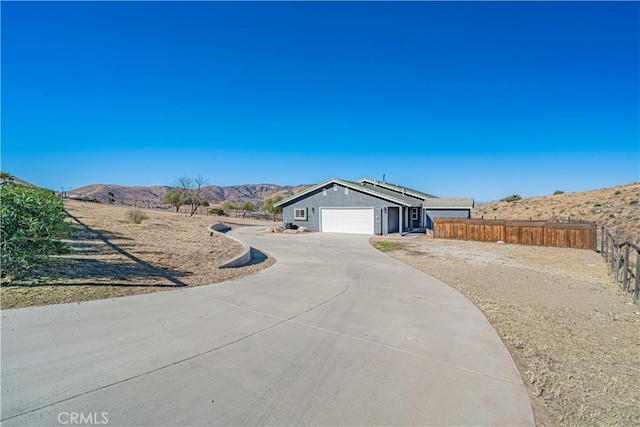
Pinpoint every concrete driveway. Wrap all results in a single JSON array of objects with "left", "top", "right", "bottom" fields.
[{"left": 1, "top": 227, "right": 534, "bottom": 426}]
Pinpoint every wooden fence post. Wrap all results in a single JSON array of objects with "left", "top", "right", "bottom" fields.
[
  {"left": 502, "top": 220, "right": 507, "bottom": 243},
  {"left": 635, "top": 252, "right": 640, "bottom": 303},
  {"left": 614, "top": 244, "right": 621, "bottom": 285},
  {"left": 611, "top": 240, "right": 615, "bottom": 272},
  {"left": 623, "top": 244, "right": 630, "bottom": 291}
]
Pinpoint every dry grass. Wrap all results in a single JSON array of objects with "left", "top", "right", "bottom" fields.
[
  {"left": 475, "top": 182, "right": 640, "bottom": 243},
  {"left": 127, "top": 208, "right": 149, "bottom": 224},
  {"left": 1, "top": 200, "right": 274, "bottom": 309},
  {"left": 371, "top": 236, "right": 640, "bottom": 426}
]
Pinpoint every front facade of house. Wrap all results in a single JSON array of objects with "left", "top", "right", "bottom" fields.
[{"left": 275, "top": 178, "right": 474, "bottom": 235}]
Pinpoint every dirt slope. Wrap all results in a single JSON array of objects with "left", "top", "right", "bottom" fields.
[{"left": 474, "top": 182, "right": 640, "bottom": 243}]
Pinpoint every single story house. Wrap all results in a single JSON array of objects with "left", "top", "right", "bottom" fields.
[{"left": 274, "top": 178, "right": 474, "bottom": 235}]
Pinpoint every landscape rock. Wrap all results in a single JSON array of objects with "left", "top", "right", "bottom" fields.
[
  {"left": 264, "top": 227, "right": 275, "bottom": 233},
  {"left": 497, "top": 240, "right": 506, "bottom": 245},
  {"left": 282, "top": 229, "right": 297, "bottom": 234},
  {"left": 297, "top": 226, "right": 309, "bottom": 233}
]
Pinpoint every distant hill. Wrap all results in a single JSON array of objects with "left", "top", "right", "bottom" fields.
[
  {"left": 473, "top": 182, "right": 640, "bottom": 243},
  {"left": 0, "top": 172, "right": 37, "bottom": 187},
  {"left": 71, "top": 183, "right": 310, "bottom": 206}
]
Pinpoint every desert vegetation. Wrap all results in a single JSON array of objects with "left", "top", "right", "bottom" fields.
[
  {"left": 127, "top": 209, "right": 149, "bottom": 224},
  {"left": 1, "top": 183, "right": 72, "bottom": 279},
  {"left": 1, "top": 200, "right": 274, "bottom": 309},
  {"left": 476, "top": 182, "right": 640, "bottom": 243}
]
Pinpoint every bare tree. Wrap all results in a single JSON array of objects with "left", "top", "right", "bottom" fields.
[{"left": 176, "top": 175, "right": 209, "bottom": 216}]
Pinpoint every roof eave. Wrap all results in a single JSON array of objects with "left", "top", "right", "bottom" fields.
[
  {"left": 274, "top": 178, "right": 414, "bottom": 207},
  {"left": 358, "top": 178, "right": 435, "bottom": 200}
]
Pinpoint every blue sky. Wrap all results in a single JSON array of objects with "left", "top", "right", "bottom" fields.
[{"left": 2, "top": 1, "right": 638, "bottom": 201}]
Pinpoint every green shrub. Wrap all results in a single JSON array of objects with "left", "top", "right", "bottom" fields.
[
  {"left": 630, "top": 200, "right": 639, "bottom": 206},
  {"left": 594, "top": 203, "right": 602, "bottom": 207},
  {"left": 553, "top": 190, "right": 564, "bottom": 195},
  {"left": 1, "top": 184, "right": 72, "bottom": 279},
  {"left": 209, "top": 208, "right": 226, "bottom": 216},
  {"left": 501, "top": 194, "right": 522, "bottom": 202},
  {"left": 614, "top": 190, "right": 622, "bottom": 196}
]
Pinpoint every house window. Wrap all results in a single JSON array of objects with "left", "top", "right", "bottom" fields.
[
  {"left": 323, "top": 188, "right": 327, "bottom": 196},
  {"left": 412, "top": 209, "right": 418, "bottom": 220},
  {"left": 294, "top": 208, "right": 307, "bottom": 220},
  {"left": 345, "top": 187, "right": 349, "bottom": 195},
  {"left": 333, "top": 184, "right": 338, "bottom": 191}
]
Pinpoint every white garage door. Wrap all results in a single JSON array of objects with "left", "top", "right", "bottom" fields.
[{"left": 320, "top": 208, "right": 374, "bottom": 234}]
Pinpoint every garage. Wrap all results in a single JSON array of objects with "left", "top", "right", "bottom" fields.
[
  {"left": 275, "top": 178, "right": 474, "bottom": 235},
  {"left": 320, "top": 208, "right": 374, "bottom": 234}
]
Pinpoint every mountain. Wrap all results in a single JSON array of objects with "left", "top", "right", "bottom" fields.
[
  {"left": 0, "top": 172, "right": 37, "bottom": 187},
  {"left": 473, "top": 182, "right": 640, "bottom": 243},
  {"left": 70, "top": 183, "right": 310, "bottom": 206}
]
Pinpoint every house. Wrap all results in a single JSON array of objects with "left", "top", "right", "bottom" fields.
[{"left": 274, "top": 178, "right": 474, "bottom": 235}]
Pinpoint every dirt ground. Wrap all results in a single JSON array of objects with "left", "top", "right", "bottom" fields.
[
  {"left": 371, "top": 235, "right": 640, "bottom": 426},
  {"left": 1, "top": 200, "right": 275, "bottom": 309}
]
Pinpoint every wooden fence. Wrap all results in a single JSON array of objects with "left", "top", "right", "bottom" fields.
[
  {"left": 600, "top": 226, "right": 640, "bottom": 303},
  {"left": 433, "top": 218, "right": 597, "bottom": 250}
]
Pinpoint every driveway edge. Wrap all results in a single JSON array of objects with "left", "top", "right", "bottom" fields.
[{"left": 208, "top": 223, "right": 252, "bottom": 268}]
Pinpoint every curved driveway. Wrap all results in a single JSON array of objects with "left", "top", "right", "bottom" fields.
[{"left": 1, "top": 227, "right": 534, "bottom": 426}]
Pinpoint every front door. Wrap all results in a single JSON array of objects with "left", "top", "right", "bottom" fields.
[{"left": 411, "top": 208, "right": 420, "bottom": 228}]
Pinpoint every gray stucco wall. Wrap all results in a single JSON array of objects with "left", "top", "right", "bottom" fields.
[{"left": 282, "top": 183, "right": 403, "bottom": 234}]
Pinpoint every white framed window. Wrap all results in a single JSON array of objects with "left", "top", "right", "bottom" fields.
[
  {"left": 323, "top": 188, "right": 327, "bottom": 196},
  {"left": 333, "top": 184, "right": 338, "bottom": 191},
  {"left": 345, "top": 187, "right": 349, "bottom": 195},
  {"left": 294, "top": 208, "right": 307, "bottom": 220}
]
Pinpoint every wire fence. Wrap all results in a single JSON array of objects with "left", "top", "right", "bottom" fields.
[{"left": 59, "top": 192, "right": 282, "bottom": 221}]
